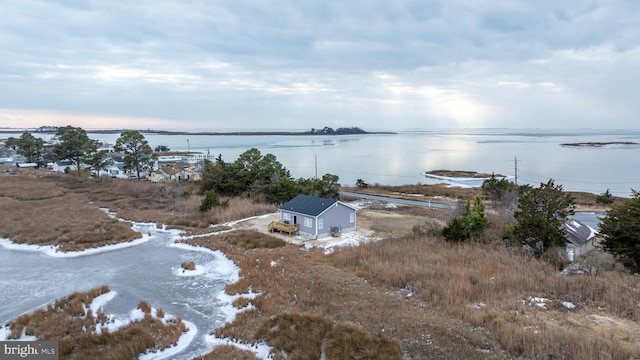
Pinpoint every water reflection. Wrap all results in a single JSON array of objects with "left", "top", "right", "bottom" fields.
[{"left": 3, "top": 129, "right": 639, "bottom": 195}]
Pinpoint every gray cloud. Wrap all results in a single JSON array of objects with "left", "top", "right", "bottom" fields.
[{"left": 1, "top": 0, "right": 639, "bottom": 129}]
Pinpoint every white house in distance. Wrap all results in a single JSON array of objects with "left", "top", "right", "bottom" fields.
[
  {"left": 147, "top": 164, "right": 202, "bottom": 182},
  {"left": 563, "top": 218, "right": 599, "bottom": 259},
  {"left": 278, "top": 194, "right": 357, "bottom": 239}
]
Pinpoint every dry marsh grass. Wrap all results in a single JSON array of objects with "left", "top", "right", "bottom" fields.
[
  {"left": 324, "top": 322, "right": 403, "bottom": 360},
  {"left": 0, "top": 173, "right": 275, "bottom": 250},
  {"left": 216, "top": 229, "right": 287, "bottom": 249},
  {"left": 256, "top": 314, "right": 403, "bottom": 360},
  {"left": 184, "top": 235, "right": 493, "bottom": 359},
  {"left": 0, "top": 176, "right": 139, "bottom": 251},
  {"left": 348, "top": 183, "right": 482, "bottom": 202},
  {"left": 345, "top": 182, "right": 620, "bottom": 211},
  {"left": 6, "top": 286, "right": 188, "bottom": 359},
  {"left": 184, "top": 204, "right": 640, "bottom": 359},
  {"left": 330, "top": 235, "right": 640, "bottom": 359},
  {"left": 194, "top": 344, "right": 260, "bottom": 360},
  {"left": 9, "top": 285, "right": 110, "bottom": 339},
  {"left": 356, "top": 207, "right": 448, "bottom": 238},
  {"left": 256, "top": 314, "right": 333, "bottom": 359},
  {"left": 181, "top": 261, "right": 196, "bottom": 270}
]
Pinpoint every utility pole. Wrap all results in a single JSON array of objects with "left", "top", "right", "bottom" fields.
[{"left": 315, "top": 154, "right": 318, "bottom": 180}]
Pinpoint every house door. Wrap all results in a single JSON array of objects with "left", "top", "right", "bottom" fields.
[{"left": 293, "top": 216, "right": 297, "bottom": 224}]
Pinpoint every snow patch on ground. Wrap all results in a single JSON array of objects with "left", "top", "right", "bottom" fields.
[
  {"left": 304, "top": 231, "right": 373, "bottom": 255},
  {"left": 470, "top": 302, "right": 486, "bottom": 309},
  {"left": 0, "top": 326, "right": 37, "bottom": 341},
  {"left": 562, "top": 301, "right": 576, "bottom": 309},
  {"left": 393, "top": 192, "right": 425, "bottom": 197},
  {"left": 136, "top": 318, "right": 197, "bottom": 360},
  {"left": 90, "top": 291, "right": 118, "bottom": 315},
  {"left": 216, "top": 289, "right": 261, "bottom": 324},
  {"left": 223, "top": 213, "right": 278, "bottom": 227},
  {"left": 524, "top": 296, "right": 550, "bottom": 310},
  {"left": 206, "top": 335, "right": 273, "bottom": 359},
  {"left": 169, "top": 243, "right": 240, "bottom": 284}
]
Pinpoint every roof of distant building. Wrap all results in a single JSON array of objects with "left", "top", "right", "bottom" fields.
[{"left": 563, "top": 219, "right": 597, "bottom": 246}]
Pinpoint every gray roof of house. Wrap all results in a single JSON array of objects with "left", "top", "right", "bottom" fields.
[
  {"left": 279, "top": 194, "right": 338, "bottom": 216},
  {"left": 563, "top": 218, "right": 597, "bottom": 246}
]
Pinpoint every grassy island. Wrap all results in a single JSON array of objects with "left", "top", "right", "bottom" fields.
[{"left": 561, "top": 141, "right": 639, "bottom": 147}]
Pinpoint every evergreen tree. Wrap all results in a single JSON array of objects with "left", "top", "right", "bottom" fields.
[
  {"left": 5, "top": 132, "right": 45, "bottom": 163},
  {"left": 599, "top": 190, "right": 640, "bottom": 272},
  {"left": 53, "top": 126, "right": 96, "bottom": 172},
  {"left": 481, "top": 174, "right": 518, "bottom": 209},
  {"left": 442, "top": 195, "right": 488, "bottom": 242},
  {"left": 596, "top": 189, "right": 615, "bottom": 205},
  {"left": 113, "top": 130, "right": 156, "bottom": 179},
  {"left": 201, "top": 149, "right": 295, "bottom": 202},
  {"left": 82, "top": 144, "right": 113, "bottom": 177},
  {"left": 513, "top": 179, "right": 575, "bottom": 254},
  {"left": 200, "top": 190, "right": 228, "bottom": 212}
]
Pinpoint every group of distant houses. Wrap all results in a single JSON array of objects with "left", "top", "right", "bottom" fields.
[{"left": 0, "top": 143, "right": 202, "bottom": 183}]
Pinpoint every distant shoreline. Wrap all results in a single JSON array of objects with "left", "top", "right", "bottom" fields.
[
  {"left": 99, "top": 129, "right": 396, "bottom": 136},
  {"left": 0, "top": 129, "right": 396, "bottom": 136}
]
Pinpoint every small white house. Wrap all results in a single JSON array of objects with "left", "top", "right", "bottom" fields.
[{"left": 563, "top": 218, "right": 599, "bottom": 259}]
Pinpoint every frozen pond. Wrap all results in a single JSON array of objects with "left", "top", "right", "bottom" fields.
[{"left": 0, "top": 221, "right": 240, "bottom": 359}]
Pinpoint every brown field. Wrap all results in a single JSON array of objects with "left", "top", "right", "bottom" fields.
[{"left": 2, "top": 170, "right": 638, "bottom": 359}]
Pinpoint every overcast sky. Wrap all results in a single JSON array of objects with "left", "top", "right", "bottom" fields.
[{"left": 1, "top": 1, "right": 639, "bottom": 131}]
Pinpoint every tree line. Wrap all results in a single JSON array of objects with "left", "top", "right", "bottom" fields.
[
  {"left": 305, "top": 127, "right": 367, "bottom": 135},
  {"left": 5, "top": 127, "right": 156, "bottom": 179},
  {"left": 199, "top": 148, "right": 340, "bottom": 209}
]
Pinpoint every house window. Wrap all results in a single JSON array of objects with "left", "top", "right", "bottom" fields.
[
  {"left": 318, "top": 219, "right": 323, "bottom": 229},
  {"left": 283, "top": 213, "right": 291, "bottom": 222},
  {"left": 349, "top": 213, "right": 355, "bottom": 223},
  {"left": 304, "top": 217, "right": 312, "bottom": 228}
]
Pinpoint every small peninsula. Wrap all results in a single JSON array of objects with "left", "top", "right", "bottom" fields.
[{"left": 424, "top": 170, "right": 505, "bottom": 178}]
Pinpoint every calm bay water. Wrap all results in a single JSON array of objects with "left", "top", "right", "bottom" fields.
[{"left": 78, "top": 128, "right": 640, "bottom": 197}]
